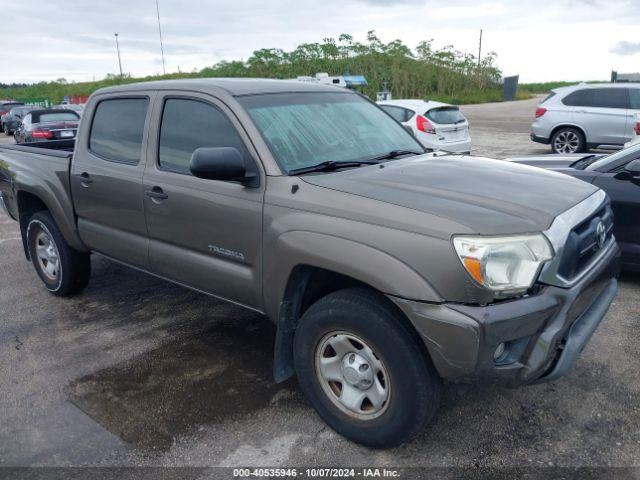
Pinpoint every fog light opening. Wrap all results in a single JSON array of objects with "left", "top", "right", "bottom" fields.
[{"left": 493, "top": 343, "right": 507, "bottom": 362}]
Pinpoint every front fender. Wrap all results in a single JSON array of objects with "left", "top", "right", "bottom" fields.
[{"left": 263, "top": 230, "right": 443, "bottom": 322}]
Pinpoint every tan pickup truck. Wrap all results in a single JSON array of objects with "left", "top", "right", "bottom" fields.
[{"left": 0, "top": 79, "right": 619, "bottom": 447}]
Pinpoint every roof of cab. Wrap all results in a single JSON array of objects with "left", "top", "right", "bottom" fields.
[{"left": 94, "top": 78, "right": 348, "bottom": 97}]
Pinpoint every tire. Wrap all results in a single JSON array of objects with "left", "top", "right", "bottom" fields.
[
  {"left": 26, "top": 211, "right": 91, "bottom": 296},
  {"left": 293, "top": 287, "right": 441, "bottom": 448},
  {"left": 551, "top": 127, "right": 586, "bottom": 154}
]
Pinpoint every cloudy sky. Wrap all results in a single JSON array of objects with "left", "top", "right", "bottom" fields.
[{"left": 2, "top": 0, "right": 639, "bottom": 84}]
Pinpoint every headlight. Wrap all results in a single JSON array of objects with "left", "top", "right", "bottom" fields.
[{"left": 452, "top": 234, "right": 553, "bottom": 295}]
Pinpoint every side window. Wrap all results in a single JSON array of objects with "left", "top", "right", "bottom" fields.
[
  {"left": 629, "top": 89, "right": 640, "bottom": 110},
  {"left": 89, "top": 98, "right": 149, "bottom": 164},
  {"left": 562, "top": 89, "right": 590, "bottom": 107},
  {"left": 590, "top": 88, "right": 628, "bottom": 109},
  {"left": 380, "top": 105, "right": 410, "bottom": 123},
  {"left": 158, "top": 98, "right": 250, "bottom": 175}
]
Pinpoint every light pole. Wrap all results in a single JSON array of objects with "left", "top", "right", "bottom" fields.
[
  {"left": 114, "top": 33, "right": 123, "bottom": 77},
  {"left": 155, "top": 0, "right": 166, "bottom": 75}
]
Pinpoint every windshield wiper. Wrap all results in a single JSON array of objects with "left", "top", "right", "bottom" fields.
[
  {"left": 288, "top": 160, "right": 380, "bottom": 176},
  {"left": 363, "top": 149, "right": 424, "bottom": 163},
  {"left": 287, "top": 150, "right": 424, "bottom": 176}
]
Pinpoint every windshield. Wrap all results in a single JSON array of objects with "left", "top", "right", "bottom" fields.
[
  {"left": 586, "top": 143, "right": 640, "bottom": 171},
  {"left": 38, "top": 112, "right": 79, "bottom": 123},
  {"left": 238, "top": 92, "right": 423, "bottom": 173},
  {"left": 425, "top": 107, "right": 465, "bottom": 125}
]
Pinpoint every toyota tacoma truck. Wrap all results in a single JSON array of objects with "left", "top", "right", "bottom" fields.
[{"left": 0, "top": 79, "right": 620, "bottom": 447}]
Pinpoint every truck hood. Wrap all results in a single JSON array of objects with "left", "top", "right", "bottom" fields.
[{"left": 301, "top": 155, "right": 599, "bottom": 235}]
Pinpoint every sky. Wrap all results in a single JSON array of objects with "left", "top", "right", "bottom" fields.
[{"left": 2, "top": 0, "right": 640, "bottom": 85}]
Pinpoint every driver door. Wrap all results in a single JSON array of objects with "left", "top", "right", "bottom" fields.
[{"left": 142, "top": 92, "right": 265, "bottom": 309}]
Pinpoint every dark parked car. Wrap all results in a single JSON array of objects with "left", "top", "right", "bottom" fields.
[
  {"left": 14, "top": 109, "right": 80, "bottom": 143},
  {"left": 1, "top": 105, "right": 38, "bottom": 135},
  {"left": 510, "top": 144, "right": 640, "bottom": 270},
  {"left": 0, "top": 101, "right": 25, "bottom": 133}
]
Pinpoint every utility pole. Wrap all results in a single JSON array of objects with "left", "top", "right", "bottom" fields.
[
  {"left": 114, "top": 33, "right": 123, "bottom": 77},
  {"left": 155, "top": 0, "right": 166, "bottom": 75},
  {"left": 478, "top": 29, "right": 483, "bottom": 68}
]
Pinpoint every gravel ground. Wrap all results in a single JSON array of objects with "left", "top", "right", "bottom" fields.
[{"left": 0, "top": 99, "right": 638, "bottom": 477}]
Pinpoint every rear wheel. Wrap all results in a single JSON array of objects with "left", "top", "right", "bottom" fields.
[
  {"left": 27, "top": 211, "right": 91, "bottom": 296},
  {"left": 551, "top": 127, "right": 585, "bottom": 154},
  {"left": 294, "top": 288, "right": 441, "bottom": 448}
]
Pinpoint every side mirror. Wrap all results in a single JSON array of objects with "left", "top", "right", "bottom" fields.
[
  {"left": 190, "top": 147, "right": 258, "bottom": 187},
  {"left": 624, "top": 159, "right": 640, "bottom": 174}
]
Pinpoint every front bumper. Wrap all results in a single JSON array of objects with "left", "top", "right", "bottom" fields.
[{"left": 390, "top": 240, "right": 619, "bottom": 387}]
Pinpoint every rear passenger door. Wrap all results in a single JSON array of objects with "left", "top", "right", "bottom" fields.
[
  {"left": 565, "top": 88, "right": 629, "bottom": 146},
  {"left": 71, "top": 95, "right": 153, "bottom": 269},
  {"left": 142, "top": 93, "right": 264, "bottom": 309}
]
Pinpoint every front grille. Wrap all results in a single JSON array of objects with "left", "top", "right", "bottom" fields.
[{"left": 556, "top": 203, "right": 614, "bottom": 280}]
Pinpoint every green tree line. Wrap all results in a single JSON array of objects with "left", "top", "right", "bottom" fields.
[{"left": 0, "top": 31, "right": 508, "bottom": 105}]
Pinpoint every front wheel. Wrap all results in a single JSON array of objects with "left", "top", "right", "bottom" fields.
[
  {"left": 551, "top": 127, "right": 586, "bottom": 154},
  {"left": 27, "top": 211, "right": 91, "bottom": 296},
  {"left": 294, "top": 288, "right": 441, "bottom": 448}
]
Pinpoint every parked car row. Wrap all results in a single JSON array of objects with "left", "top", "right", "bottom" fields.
[
  {"left": 1, "top": 101, "right": 85, "bottom": 138},
  {"left": 531, "top": 82, "right": 640, "bottom": 154}
]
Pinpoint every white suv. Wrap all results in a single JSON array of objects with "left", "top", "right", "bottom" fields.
[{"left": 531, "top": 83, "right": 640, "bottom": 154}]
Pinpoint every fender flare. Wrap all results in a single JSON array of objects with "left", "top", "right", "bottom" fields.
[
  {"left": 266, "top": 231, "right": 443, "bottom": 382},
  {"left": 15, "top": 185, "right": 86, "bottom": 257}
]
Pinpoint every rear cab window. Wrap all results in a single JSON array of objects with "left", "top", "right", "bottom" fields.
[
  {"left": 89, "top": 98, "right": 149, "bottom": 164},
  {"left": 425, "top": 107, "right": 465, "bottom": 125}
]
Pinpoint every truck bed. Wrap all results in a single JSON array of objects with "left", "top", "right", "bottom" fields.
[{"left": 0, "top": 139, "right": 78, "bottom": 248}]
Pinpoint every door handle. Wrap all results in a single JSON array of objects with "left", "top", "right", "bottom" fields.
[
  {"left": 145, "top": 187, "right": 169, "bottom": 201},
  {"left": 78, "top": 172, "right": 93, "bottom": 186}
]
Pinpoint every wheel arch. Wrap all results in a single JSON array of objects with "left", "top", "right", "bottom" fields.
[
  {"left": 550, "top": 124, "right": 587, "bottom": 143},
  {"left": 16, "top": 189, "right": 86, "bottom": 259},
  {"left": 272, "top": 261, "right": 439, "bottom": 383}
]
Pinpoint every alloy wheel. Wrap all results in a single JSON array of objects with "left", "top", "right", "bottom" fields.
[{"left": 554, "top": 130, "right": 580, "bottom": 153}]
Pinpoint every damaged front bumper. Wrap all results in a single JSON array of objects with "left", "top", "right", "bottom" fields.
[{"left": 389, "top": 239, "right": 620, "bottom": 387}]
